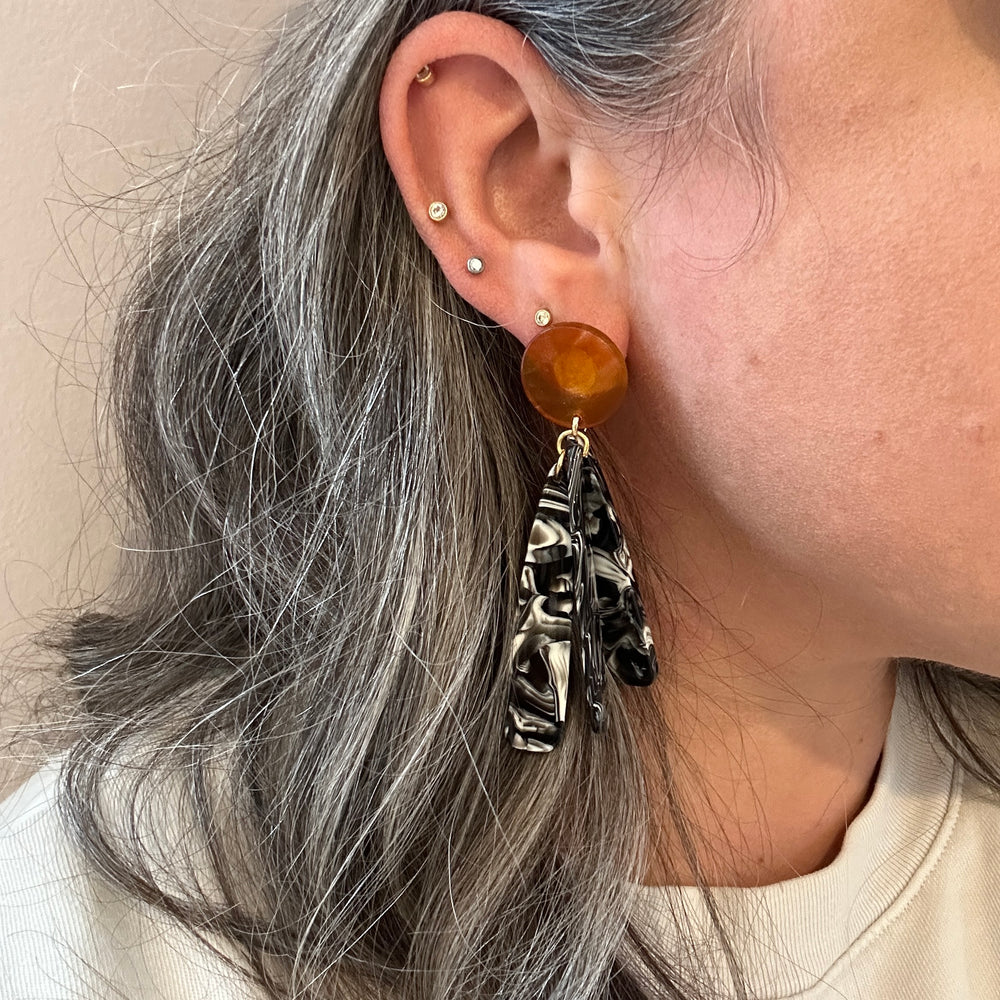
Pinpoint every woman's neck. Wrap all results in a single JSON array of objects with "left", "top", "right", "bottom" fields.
[{"left": 640, "top": 651, "right": 896, "bottom": 888}]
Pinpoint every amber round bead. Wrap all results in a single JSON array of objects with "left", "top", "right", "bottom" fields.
[{"left": 520, "top": 322, "right": 628, "bottom": 428}]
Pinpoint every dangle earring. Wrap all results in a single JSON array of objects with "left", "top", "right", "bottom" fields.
[{"left": 504, "top": 320, "right": 659, "bottom": 752}]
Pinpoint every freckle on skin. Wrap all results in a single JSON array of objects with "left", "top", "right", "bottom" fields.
[
  {"left": 872, "top": 430, "right": 885, "bottom": 445},
  {"left": 969, "top": 423, "right": 986, "bottom": 444},
  {"left": 748, "top": 352, "right": 762, "bottom": 367}
]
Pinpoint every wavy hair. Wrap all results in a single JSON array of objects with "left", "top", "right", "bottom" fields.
[{"left": 21, "top": 2, "right": 1000, "bottom": 999}]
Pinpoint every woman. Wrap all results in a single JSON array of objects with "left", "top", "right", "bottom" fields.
[{"left": 3, "top": 0, "right": 1000, "bottom": 997}]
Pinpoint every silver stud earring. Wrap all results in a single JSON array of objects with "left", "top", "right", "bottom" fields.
[
  {"left": 466, "top": 257, "right": 484, "bottom": 275},
  {"left": 534, "top": 309, "right": 552, "bottom": 327},
  {"left": 428, "top": 201, "right": 449, "bottom": 223}
]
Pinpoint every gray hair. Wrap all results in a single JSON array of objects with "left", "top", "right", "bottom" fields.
[{"left": 26, "top": 1, "right": 1000, "bottom": 998}]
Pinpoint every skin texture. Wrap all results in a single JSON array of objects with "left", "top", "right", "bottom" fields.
[{"left": 379, "top": 0, "right": 1000, "bottom": 886}]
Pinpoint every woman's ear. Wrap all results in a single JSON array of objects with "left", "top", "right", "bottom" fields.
[{"left": 378, "top": 11, "right": 632, "bottom": 354}]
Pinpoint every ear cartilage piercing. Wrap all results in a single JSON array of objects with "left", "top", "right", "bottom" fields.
[
  {"left": 535, "top": 309, "right": 552, "bottom": 327},
  {"left": 415, "top": 65, "right": 435, "bottom": 86},
  {"left": 466, "top": 257, "right": 484, "bottom": 275},
  {"left": 428, "top": 201, "right": 449, "bottom": 222}
]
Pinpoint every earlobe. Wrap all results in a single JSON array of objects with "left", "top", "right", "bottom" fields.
[{"left": 377, "top": 11, "right": 632, "bottom": 354}]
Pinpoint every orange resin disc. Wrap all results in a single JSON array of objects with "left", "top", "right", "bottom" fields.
[{"left": 520, "top": 322, "right": 628, "bottom": 428}]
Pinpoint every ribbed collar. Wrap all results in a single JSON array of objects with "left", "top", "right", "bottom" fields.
[{"left": 631, "top": 666, "right": 963, "bottom": 998}]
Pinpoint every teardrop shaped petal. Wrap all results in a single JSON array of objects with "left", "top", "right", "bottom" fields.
[
  {"left": 504, "top": 442, "right": 585, "bottom": 751},
  {"left": 580, "top": 454, "right": 658, "bottom": 687}
]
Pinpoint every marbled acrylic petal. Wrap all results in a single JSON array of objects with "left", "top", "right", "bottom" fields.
[
  {"left": 504, "top": 441, "right": 585, "bottom": 752},
  {"left": 581, "top": 453, "right": 658, "bottom": 687}
]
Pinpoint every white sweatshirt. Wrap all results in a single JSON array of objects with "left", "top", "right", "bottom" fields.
[{"left": 2, "top": 665, "right": 998, "bottom": 999}]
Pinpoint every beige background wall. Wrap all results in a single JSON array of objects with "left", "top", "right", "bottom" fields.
[{"left": 0, "top": 0, "right": 293, "bottom": 793}]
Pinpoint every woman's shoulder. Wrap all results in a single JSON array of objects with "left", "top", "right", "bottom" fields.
[
  {"left": 0, "top": 755, "right": 258, "bottom": 1000},
  {"left": 0, "top": 754, "right": 59, "bottom": 835},
  {"left": 0, "top": 756, "right": 79, "bottom": 922}
]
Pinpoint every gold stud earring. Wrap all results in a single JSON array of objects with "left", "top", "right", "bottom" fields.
[
  {"left": 428, "top": 201, "right": 449, "bottom": 223},
  {"left": 534, "top": 309, "right": 552, "bottom": 327},
  {"left": 415, "top": 65, "right": 435, "bottom": 86}
]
